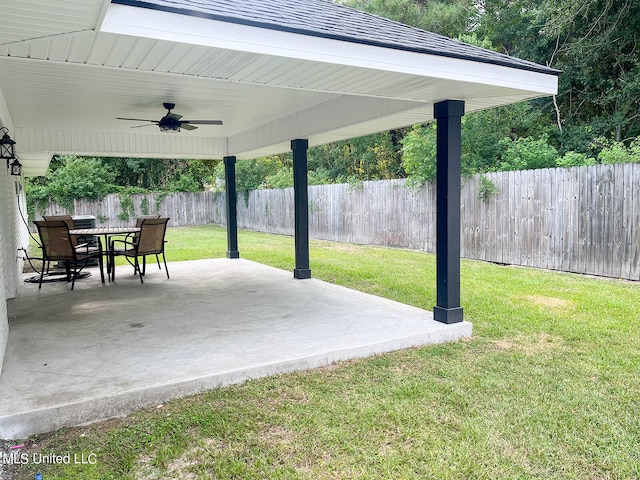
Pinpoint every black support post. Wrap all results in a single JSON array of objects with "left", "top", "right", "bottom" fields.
[
  {"left": 224, "top": 155, "right": 240, "bottom": 259},
  {"left": 433, "top": 100, "right": 465, "bottom": 324},
  {"left": 292, "top": 139, "right": 311, "bottom": 279}
]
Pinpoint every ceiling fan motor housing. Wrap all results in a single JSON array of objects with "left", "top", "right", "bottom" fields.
[{"left": 158, "top": 116, "right": 181, "bottom": 132}]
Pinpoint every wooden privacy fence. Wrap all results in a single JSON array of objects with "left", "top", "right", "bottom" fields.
[
  {"left": 215, "top": 164, "right": 640, "bottom": 281},
  {"left": 38, "top": 191, "right": 225, "bottom": 228},
  {"left": 38, "top": 163, "right": 640, "bottom": 280},
  {"left": 461, "top": 165, "right": 640, "bottom": 280}
]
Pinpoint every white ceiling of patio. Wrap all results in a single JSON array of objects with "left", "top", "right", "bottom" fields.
[{"left": 0, "top": 0, "right": 558, "bottom": 176}]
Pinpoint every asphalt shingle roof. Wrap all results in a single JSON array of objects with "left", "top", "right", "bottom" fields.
[{"left": 113, "top": 0, "right": 560, "bottom": 76}]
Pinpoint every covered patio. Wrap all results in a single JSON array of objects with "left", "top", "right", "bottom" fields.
[
  {"left": 0, "top": 0, "right": 558, "bottom": 438},
  {"left": 1, "top": 259, "right": 470, "bottom": 438}
]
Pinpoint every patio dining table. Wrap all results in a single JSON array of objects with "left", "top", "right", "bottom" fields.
[{"left": 69, "top": 226, "right": 141, "bottom": 278}]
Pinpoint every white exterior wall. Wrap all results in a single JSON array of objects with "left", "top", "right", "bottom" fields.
[
  {"left": 0, "top": 168, "right": 28, "bottom": 376},
  {"left": 0, "top": 170, "right": 11, "bottom": 375}
]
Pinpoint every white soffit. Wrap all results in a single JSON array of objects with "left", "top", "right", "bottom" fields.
[{"left": 0, "top": 0, "right": 106, "bottom": 46}]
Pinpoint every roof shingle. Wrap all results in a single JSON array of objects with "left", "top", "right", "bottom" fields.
[{"left": 113, "top": 0, "right": 560, "bottom": 76}]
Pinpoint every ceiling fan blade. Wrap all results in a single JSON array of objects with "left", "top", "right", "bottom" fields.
[
  {"left": 130, "top": 123, "right": 157, "bottom": 129},
  {"left": 117, "top": 117, "right": 156, "bottom": 122},
  {"left": 166, "top": 113, "right": 183, "bottom": 121},
  {"left": 181, "top": 120, "right": 223, "bottom": 125},
  {"left": 181, "top": 123, "right": 198, "bottom": 131}
]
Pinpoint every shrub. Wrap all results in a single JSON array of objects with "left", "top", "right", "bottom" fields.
[
  {"left": 498, "top": 135, "right": 558, "bottom": 171},
  {"left": 557, "top": 151, "right": 597, "bottom": 167}
]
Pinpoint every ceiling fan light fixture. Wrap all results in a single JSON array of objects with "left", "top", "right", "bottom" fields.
[
  {"left": 158, "top": 116, "right": 181, "bottom": 132},
  {"left": 159, "top": 123, "right": 180, "bottom": 132}
]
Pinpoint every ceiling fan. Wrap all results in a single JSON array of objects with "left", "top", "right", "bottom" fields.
[{"left": 117, "top": 103, "right": 223, "bottom": 132}]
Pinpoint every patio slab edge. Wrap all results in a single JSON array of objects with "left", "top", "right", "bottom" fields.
[{"left": 0, "top": 321, "right": 471, "bottom": 439}]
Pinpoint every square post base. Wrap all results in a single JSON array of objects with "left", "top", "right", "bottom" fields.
[
  {"left": 226, "top": 251, "right": 240, "bottom": 259},
  {"left": 293, "top": 268, "right": 311, "bottom": 279},
  {"left": 433, "top": 306, "right": 464, "bottom": 324}
]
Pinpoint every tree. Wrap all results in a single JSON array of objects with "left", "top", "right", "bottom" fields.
[
  {"left": 26, "top": 155, "right": 219, "bottom": 217},
  {"left": 26, "top": 156, "right": 116, "bottom": 213},
  {"left": 308, "top": 133, "right": 403, "bottom": 182},
  {"left": 543, "top": 0, "right": 640, "bottom": 142},
  {"left": 213, "top": 156, "right": 290, "bottom": 193},
  {"left": 477, "top": 0, "right": 640, "bottom": 145},
  {"left": 462, "top": 102, "right": 554, "bottom": 172},
  {"left": 401, "top": 123, "right": 437, "bottom": 186},
  {"left": 105, "top": 157, "right": 218, "bottom": 191},
  {"left": 475, "top": 0, "right": 550, "bottom": 59},
  {"left": 401, "top": 101, "right": 558, "bottom": 185}
]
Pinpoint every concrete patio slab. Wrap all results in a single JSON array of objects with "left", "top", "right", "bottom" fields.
[{"left": 0, "top": 258, "right": 471, "bottom": 439}]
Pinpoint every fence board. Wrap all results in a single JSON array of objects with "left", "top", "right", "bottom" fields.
[
  {"left": 567, "top": 167, "right": 580, "bottom": 273},
  {"left": 625, "top": 165, "right": 640, "bottom": 280},
  {"left": 622, "top": 164, "right": 634, "bottom": 279}
]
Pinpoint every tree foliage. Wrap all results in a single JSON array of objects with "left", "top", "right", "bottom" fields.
[
  {"left": 338, "top": 0, "right": 477, "bottom": 38},
  {"left": 477, "top": 0, "right": 640, "bottom": 145},
  {"left": 308, "top": 133, "right": 403, "bottom": 181},
  {"left": 213, "top": 156, "right": 291, "bottom": 193},
  {"left": 543, "top": 0, "right": 640, "bottom": 141},
  {"left": 27, "top": 156, "right": 116, "bottom": 212},
  {"left": 104, "top": 157, "right": 218, "bottom": 192},
  {"left": 211, "top": 133, "right": 404, "bottom": 193},
  {"left": 356, "top": 0, "right": 640, "bottom": 185},
  {"left": 498, "top": 136, "right": 558, "bottom": 171},
  {"left": 26, "top": 155, "right": 219, "bottom": 215},
  {"left": 401, "top": 123, "right": 437, "bottom": 186}
]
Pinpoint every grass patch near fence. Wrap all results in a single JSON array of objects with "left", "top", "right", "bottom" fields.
[{"left": 12, "top": 224, "right": 640, "bottom": 479}]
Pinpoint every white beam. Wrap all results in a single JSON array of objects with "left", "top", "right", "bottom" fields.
[
  {"left": 94, "top": 0, "right": 113, "bottom": 31},
  {"left": 18, "top": 153, "right": 53, "bottom": 177},
  {"left": 228, "top": 95, "right": 423, "bottom": 156},
  {"left": 13, "top": 128, "right": 227, "bottom": 159},
  {"left": 0, "top": 81, "right": 14, "bottom": 132}
]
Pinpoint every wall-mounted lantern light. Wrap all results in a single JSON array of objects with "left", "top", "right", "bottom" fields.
[
  {"left": 0, "top": 127, "right": 16, "bottom": 164},
  {"left": 9, "top": 157, "right": 22, "bottom": 176}
]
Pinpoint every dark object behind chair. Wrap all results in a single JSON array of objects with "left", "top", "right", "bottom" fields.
[
  {"left": 110, "top": 217, "right": 170, "bottom": 283},
  {"left": 34, "top": 220, "right": 105, "bottom": 290}
]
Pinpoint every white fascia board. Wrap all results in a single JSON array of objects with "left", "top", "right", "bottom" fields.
[{"left": 101, "top": 4, "right": 558, "bottom": 96}]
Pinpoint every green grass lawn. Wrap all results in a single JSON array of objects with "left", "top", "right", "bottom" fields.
[{"left": 12, "top": 224, "right": 640, "bottom": 479}]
